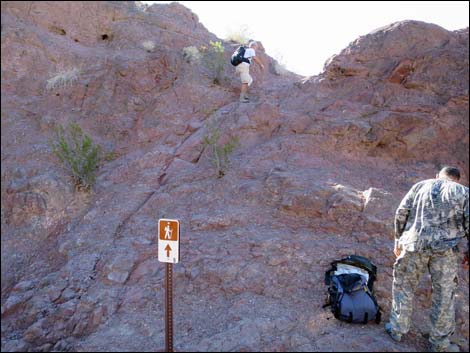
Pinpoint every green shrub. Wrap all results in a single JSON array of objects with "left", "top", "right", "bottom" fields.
[
  {"left": 202, "top": 41, "right": 225, "bottom": 85},
  {"left": 203, "top": 126, "right": 238, "bottom": 178},
  {"left": 51, "top": 123, "right": 101, "bottom": 191}
]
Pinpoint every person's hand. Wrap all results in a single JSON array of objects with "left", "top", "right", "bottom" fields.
[
  {"left": 462, "top": 251, "right": 469, "bottom": 270},
  {"left": 394, "top": 246, "right": 402, "bottom": 258}
]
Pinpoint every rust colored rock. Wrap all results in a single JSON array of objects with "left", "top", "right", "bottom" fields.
[
  {"left": 1, "top": 2, "right": 468, "bottom": 352},
  {"left": 388, "top": 59, "right": 414, "bottom": 84}
]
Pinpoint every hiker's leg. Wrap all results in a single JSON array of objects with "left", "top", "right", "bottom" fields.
[
  {"left": 239, "top": 83, "right": 249, "bottom": 102},
  {"left": 389, "top": 250, "right": 427, "bottom": 335},
  {"left": 428, "top": 248, "right": 458, "bottom": 351},
  {"left": 238, "top": 63, "right": 252, "bottom": 101},
  {"left": 246, "top": 70, "right": 253, "bottom": 87}
]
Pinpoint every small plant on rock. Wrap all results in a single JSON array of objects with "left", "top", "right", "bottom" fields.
[
  {"left": 225, "top": 25, "right": 252, "bottom": 45},
  {"left": 46, "top": 67, "right": 81, "bottom": 90},
  {"left": 103, "top": 150, "right": 120, "bottom": 162},
  {"left": 50, "top": 122, "right": 101, "bottom": 191},
  {"left": 202, "top": 41, "right": 225, "bottom": 85},
  {"left": 203, "top": 126, "right": 238, "bottom": 178},
  {"left": 182, "top": 46, "right": 202, "bottom": 63},
  {"left": 273, "top": 52, "right": 288, "bottom": 76},
  {"left": 142, "top": 40, "right": 156, "bottom": 52}
]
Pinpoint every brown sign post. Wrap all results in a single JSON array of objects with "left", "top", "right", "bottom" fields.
[
  {"left": 165, "top": 262, "right": 174, "bottom": 352},
  {"left": 158, "top": 219, "right": 180, "bottom": 352}
]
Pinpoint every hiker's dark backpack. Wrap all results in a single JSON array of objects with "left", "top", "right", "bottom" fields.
[
  {"left": 324, "top": 255, "right": 381, "bottom": 324},
  {"left": 231, "top": 46, "right": 247, "bottom": 66}
]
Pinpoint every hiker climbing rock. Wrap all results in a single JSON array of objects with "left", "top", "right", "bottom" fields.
[
  {"left": 231, "top": 41, "right": 265, "bottom": 103},
  {"left": 385, "top": 167, "right": 469, "bottom": 353}
]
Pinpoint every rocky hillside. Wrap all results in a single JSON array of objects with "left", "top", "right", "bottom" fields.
[{"left": 1, "top": 1, "right": 469, "bottom": 352}]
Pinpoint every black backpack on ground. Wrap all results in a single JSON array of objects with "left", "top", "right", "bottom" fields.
[
  {"left": 324, "top": 255, "right": 381, "bottom": 324},
  {"left": 231, "top": 46, "right": 247, "bottom": 66}
]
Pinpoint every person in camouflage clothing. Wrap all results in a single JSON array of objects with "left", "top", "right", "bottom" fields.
[{"left": 385, "top": 166, "right": 469, "bottom": 352}]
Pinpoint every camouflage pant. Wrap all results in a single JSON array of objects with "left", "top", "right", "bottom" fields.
[{"left": 389, "top": 248, "right": 458, "bottom": 347}]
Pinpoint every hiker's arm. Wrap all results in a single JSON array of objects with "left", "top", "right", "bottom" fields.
[
  {"left": 394, "top": 186, "right": 415, "bottom": 256},
  {"left": 252, "top": 55, "right": 265, "bottom": 70}
]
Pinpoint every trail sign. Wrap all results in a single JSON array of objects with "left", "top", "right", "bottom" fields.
[
  {"left": 158, "top": 218, "right": 180, "bottom": 264},
  {"left": 157, "top": 218, "right": 180, "bottom": 352}
]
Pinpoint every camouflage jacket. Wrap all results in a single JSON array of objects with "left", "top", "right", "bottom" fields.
[{"left": 395, "top": 178, "right": 469, "bottom": 251}]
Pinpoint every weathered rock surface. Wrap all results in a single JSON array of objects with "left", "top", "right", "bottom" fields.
[{"left": 1, "top": 1, "right": 468, "bottom": 352}]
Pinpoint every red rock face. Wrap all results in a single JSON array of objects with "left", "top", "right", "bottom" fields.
[{"left": 1, "top": 2, "right": 468, "bottom": 352}]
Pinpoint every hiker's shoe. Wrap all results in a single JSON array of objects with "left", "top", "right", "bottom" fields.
[
  {"left": 384, "top": 322, "right": 402, "bottom": 342},
  {"left": 428, "top": 343, "right": 460, "bottom": 352},
  {"left": 239, "top": 93, "right": 250, "bottom": 103}
]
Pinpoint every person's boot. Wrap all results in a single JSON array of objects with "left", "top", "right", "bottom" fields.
[
  {"left": 428, "top": 343, "right": 460, "bottom": 352},
  {"left": 384, "top": 322, "right": 402, "bottom": 342},
  {"left": 239, "top": 93, "right": 249, "bottom": 103}
]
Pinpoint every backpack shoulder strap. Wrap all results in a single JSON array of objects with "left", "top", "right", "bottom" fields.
[{"left": 324, "top": 261, "right": 339, "bottom": 285}]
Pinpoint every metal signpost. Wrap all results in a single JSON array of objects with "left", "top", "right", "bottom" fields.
[{"left": 158, "top": 218, "right": 180, "bottom": 353}]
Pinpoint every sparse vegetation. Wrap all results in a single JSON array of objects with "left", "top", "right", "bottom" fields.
[
  {"left": 103, "top": 150, "right": 120, "bottom": 162},
  {"left": 142, "top": 40, "right": 155, "bottom": 52},
  {"left": 203, "top": 126, "right": 238, "bottom": 178},
  {"left": 46, "top": 67, "right": 81, "bottom": 90},
  {"left": 202, "top": 41, "right": 225, "bottom": 85},
  {"left": 182, "top": 46, "right": 202, "bottom": 63},
  {"left": 273, "top": 52, "right": 288, "bottom": 76},
  {"left": 50, "top": 123, "right": 101, "bottom": 191},
  {"left": 359, "top": 110, "right": 380, "bottom": 119},
  {"left": 199, "top": 105, "right": 220, "bottom": 118},
  {"left": 225, "top": 25, "right": 252, "bottom": 45},
  {"left": 49, "top": 25, "right": 66, "bottom": 36},
  {"left": 135, "top": 2, "right": 148, "bottom": 12}
]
